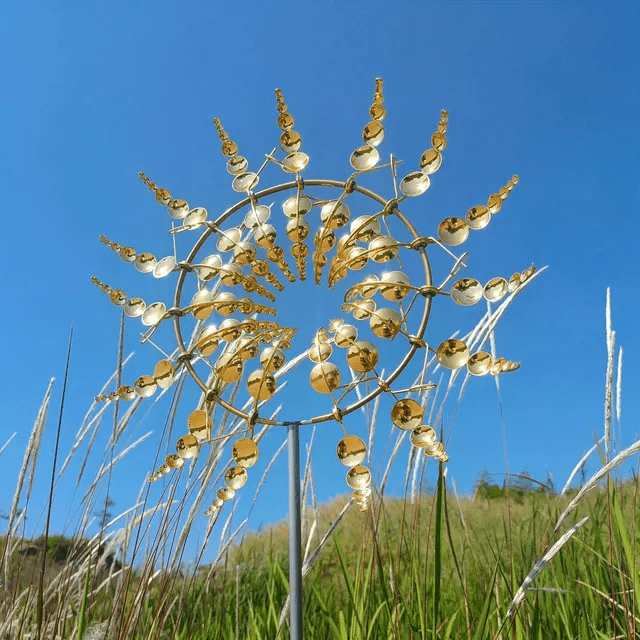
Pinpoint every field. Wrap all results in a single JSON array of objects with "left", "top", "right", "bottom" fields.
[{"left": 1, "top": 291, "right": 638, "bottom": 640}]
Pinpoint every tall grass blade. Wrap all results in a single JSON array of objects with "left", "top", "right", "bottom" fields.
[
  {"left": 432, "top": 463, "right": 445, "bottom": 638},
  {"left": 38, "top": 327, "right": 73, "bottom": 637},
  {"left": 507, "top": 515, "right": 589, "bottom": 618},
  {"left": 561, "top": 437, "right": 604, "bottom": 495},
  {"left": 555, "top": 440, "right": 640, "bottom": 532}
]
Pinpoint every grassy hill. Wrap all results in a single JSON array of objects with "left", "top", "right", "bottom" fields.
[{"left": 3, "top": 479, "right": 639, "bottom": 639}]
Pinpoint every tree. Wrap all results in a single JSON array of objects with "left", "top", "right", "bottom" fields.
[{"left": 95, "top": 496, "right": 115, "bottom": 531}]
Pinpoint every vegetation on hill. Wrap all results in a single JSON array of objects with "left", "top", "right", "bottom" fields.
[{"left": 1, "top": 292, "right": 637, "bottom": 639}]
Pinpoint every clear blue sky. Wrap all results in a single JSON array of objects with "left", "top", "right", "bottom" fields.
[{"left": 1, "top": 2, "right": 638, "bottom": 562}]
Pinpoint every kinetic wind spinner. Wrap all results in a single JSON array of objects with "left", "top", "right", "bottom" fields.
[{"left": 92, "top": 78, "right": 532, "bottom": 517}]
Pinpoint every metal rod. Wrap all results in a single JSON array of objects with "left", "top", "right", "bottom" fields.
[{"left": 287, "top": 423, "right": 303, "bottom": 640}]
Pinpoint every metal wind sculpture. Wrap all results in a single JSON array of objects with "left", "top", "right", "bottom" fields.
[{"left": 91, "top": 78, "right": 531, "bottom": 637}]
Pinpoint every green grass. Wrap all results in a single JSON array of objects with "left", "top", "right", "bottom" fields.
[
  {"left": 1, "top": 288, "right": 637, "bottom": 639},
  {"left": 4, "top": 478, "right": 638, "bottom": 639}
]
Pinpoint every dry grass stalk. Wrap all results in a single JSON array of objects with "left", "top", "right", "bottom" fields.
[
  {"left": 507, "top": 515, "right": 589, "bottom": 618},
  {"left": 555, "top": 439, "right": 640, "bottom": 533}
]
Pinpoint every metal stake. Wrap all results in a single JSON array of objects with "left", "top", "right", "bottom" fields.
[{"left": 287, "top": 423, "right": 303, "bottom": 640}]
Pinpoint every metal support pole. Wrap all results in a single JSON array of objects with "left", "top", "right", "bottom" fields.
[{"left": 287, "top": 423, "right": 303, "bottom": 640}]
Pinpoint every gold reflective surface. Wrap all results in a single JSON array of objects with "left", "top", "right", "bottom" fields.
[
  {"left": 225, "top": 466, "right": 248, "bottom": 490},
  {"left": 491, "top": 357, "right": 506, "bottom": 376},
  {"left": 450, "top": 278, "right": 483, "bottom": 306},
  {"left": 346, "top": 465, "right": 371, "bottom": 489},
  {"left": 227, "top": 156, "right": 248, "bottom": 175},
  {"left": 117, "top": 385, "right": 136, "bottom": 401},
  {"left": 380, "top": 271, "right": 411, "bottom": 301},
  {"left": 350, "top": 145, "right": 379, "bottom": 171},
  {"left": 484, "top": 277, "right": 508, "bottom": 302},
  {"left": 190, "top": 289, "right": 214, "bottom": 320},
  {"left": 233, "top": 241, "right": 256, "bottom": 265},
  {"left": 283, "top": 195, "right": 312, "bottom": 217},
  {"left": 246, "top": 369, "right": 276, "bottom": 400},
  {"left": 369, "top": 103, "right": 386, "bottom": 121},
  {"left": 363, "top": 121, "right": 385, "bottom": 147},
  {"left": 119, "top": 246, "right": 136, "bottom": 262},
  {"left": 109, "top": 290, "right": 126, "bottom": 306},
  {"left": 154, "top": 360, "right": 175, "bottom": 389},
  {"left": 184, "top": 207, "right": 207, "bottom": 228},
  {"left": 168, "top": 198, "right": 189, "bottom": 219},
  {"left": 487, "top": 193, "right": 502, "bottom": 213},
  {"left": 153, "top": 256, "right": 176, "bottom": 278},
  {"left": 336, "top": 435, "right": 367, "bottom": 467},
  {"left": 391, "top": 398, "right": 423, "bottom": 430},
  {"left": 197, "top": 325, "right": 219, "bottom": 357},
  {"left": 232, "top": 438, "right": 259, "bottom": 468},
  {"left": 280, "top": 130, "right": 302, "bottom": 153},
  {"left": 436, "top": 339, "right": 470, "bottom": 369},
  {"left": 370, "top": 308, "right": 402, "bottom": 338},
  {"left": 309, "top": 361, "right": 341, "bottom": 393},
  {"left": 218, "top": 318, "right": 243, "bottom": 341},
  {"left": 308, "top": 341, "right": 332, "bottom": 363},
  {"left": 215, "top": 353, "right": 243, "bottom": 383},
  {"left": 425, "top": 441, "right": 445, "bottom": 458},
  {"left": 244, "top": 205, "right": 271, "bottom": 228},
  {"left": 368, "top": 236, "right": 398, "bottom": 263},
  {"left": 214, "top": 292, "right": 237, "bottom": 316},
  {"left": 282, "top": 151, "right": 309, "bottom": 173},
  {"left": 134, "top": 252, "right": 156, "bottom": 273},
  {"left": 255, "top": 224, "right": 277, "bottom": 248},
  {"left": 466, "top": 205, "right": 491, "bottom": 230},
  {"left": 358, "top": 274, "right": 379, "bottom": 298},
  {"left": 277, "top": 112, "right": 294, "bottom": 130},
  {"left": 260, "top": 347, "right": 285, "bottom": 371},
  {"left": 508, "top": 272, "right": 521, "bottom": 292},
  {"left": 419, "top": 148, "right": 442, "bottom": 174},
  {"left": 217, "top": 487, "right": 236, "bottom": 501},
  {"left": 467, "top": 351, "right": 492, "bottom": 376},
  {"left": 400, "top": 171, "right": 430, "bottom": 197},
  {"left": 176, "top": 434, "right": 199, "bottom": 459},
  {"left": 165, "top": 453, "right": 184, "bottom": 469},
  {"left": 410, "top": 425, "right": 436, "bottom": 448},
  {"left": 313, "top": 227, "right": 335, "bottom": 251},
  {"left": 346, "top": 246, "right": 368, "bottom": 270},
  {"left": 437, "top": 217, "right": 469, "bottom": 246},
  {"left": 320, "top": 201, "right": 350, "bottom": 229},
  {"left": 141, "top": 302, "right": 166, "bottom": 326},
  {"left": 134, "top": 375, "right": 157, "bottom": 398},
  {"left": 346, "top": 341, "right": 379, "bottom": 373},
  {"left": 285, "top": 218, "right": 310, "bottom": 241},
  {"left": 188, "top": 409, "right": 212, "bottom": 442},
  {"left": 232, "top": 172, "right": 259, "bottom": 193},
  {"left": 351, "top": 299, "right": 375, "bottom": 320},
  {"left": 350, "top": 216, "right": 380, "bottom": 242},
  {"left": 334, "top": 324, "right": 357, "bottom": 347},
  {"left": 124, "top": 298, "right": 145, "bottom": 317}
]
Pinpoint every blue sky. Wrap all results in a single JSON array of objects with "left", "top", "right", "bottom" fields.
[{"left": 1, "top": 2, "right": 638, "bottom": 561}]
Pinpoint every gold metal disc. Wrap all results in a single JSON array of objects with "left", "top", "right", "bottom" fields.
[
  {"left": 309, "top": 361, "right": 341, "bottom": 393},
  {"left": 336, "top": 435, "right": 367, "bottom": 467},
  {"left": 225, "top": 466, "right": 248, "bottom": 490},
  {"left": 176, "top": 434, "right": 199, "bottom": 459},
  {"left": 346, "top": 341, "right": 379, "bottom": 373},
  {"left": 436, "top": 339, "right": 470, "bottom": 369},
  {"left": 346, "top": 465, "right": 371, "bottom": 489},
  {"left": 391, "top": 399, "right": 423, "bottom": 430},
  {"left": 232, "top": 438, "right": 259, "bottom": 468}
]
